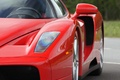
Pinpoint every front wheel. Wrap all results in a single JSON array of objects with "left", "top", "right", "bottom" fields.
[{"left": 73, "top": 32, "right": 79, "bottom": 80}]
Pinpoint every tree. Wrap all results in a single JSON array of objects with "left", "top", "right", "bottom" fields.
[{"left": 63, "top": 0, "right": 120, "bottom": 20}]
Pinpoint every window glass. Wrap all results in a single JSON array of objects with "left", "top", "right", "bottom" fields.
[
  {"left": 54, "top": 0, "right": 66, "bottom": 15},
  {"left": 51, "top": 0, "right": 66, "bottom": 17},
  {"left": 0, "top": 0, "right": 55, "bottom": 19}
]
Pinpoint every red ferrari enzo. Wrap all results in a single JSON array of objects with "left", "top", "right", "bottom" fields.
[{"left": 0, "top": 0, "right": 104, "bottom": 80}]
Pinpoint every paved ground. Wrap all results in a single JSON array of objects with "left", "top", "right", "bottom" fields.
[
  {"left": 84, "top": 63, "right": 120, "bottom": 80},
  {"left": 104, "top": 38, "right": 120, "bottom": 63},
  {"left": 84, "top": 38, "right": 120, "bottom": 80}
]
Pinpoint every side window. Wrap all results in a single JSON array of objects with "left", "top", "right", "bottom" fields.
[
  {"left": 51, "top": 0, "right": 66, "bottom": 18},
  {"left": 45, "top": 0, "right": 55, "bottom": 18}
]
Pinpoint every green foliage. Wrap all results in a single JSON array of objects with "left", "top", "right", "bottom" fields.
[
  {"left": 63, "top": 0, "right": 120, "bottom": 20},
  {"left": 104, "top": 21, "right": 120, "bottom": 37}
]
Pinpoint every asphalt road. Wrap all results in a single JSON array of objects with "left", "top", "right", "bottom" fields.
[{"left": 84, "top": 38, "right": 120, "bottom": 80}]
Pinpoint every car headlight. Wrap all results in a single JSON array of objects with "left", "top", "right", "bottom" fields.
[{"left": 35, "top": 32, "right": 60, "bottom": 52}]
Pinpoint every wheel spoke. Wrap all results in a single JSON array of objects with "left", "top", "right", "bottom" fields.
[
  {"left": 73, "top": 34, "right": 79, "bottom": 80},
  {"left": 100, "top": 34, "right": 104, "bottom": 68}
]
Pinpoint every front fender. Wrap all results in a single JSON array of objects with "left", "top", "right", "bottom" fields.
[
  {"left": 30, "top": 19, "right": 77, "bottom": 80},
  {"left": 30, "top": 19, "right": 77, "bottom": 58}
]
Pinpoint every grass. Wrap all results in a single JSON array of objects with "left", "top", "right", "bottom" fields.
[{"left": 104, "top": 21, "right": 120, "bottom": 38}]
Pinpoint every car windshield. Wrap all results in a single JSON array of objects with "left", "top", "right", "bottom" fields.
[{"left": 0, "top": 0, "right": 55, "bottom": 19}]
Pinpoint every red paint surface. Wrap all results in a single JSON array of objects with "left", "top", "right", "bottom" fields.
[{"left": 0, "top": 2, "right": 103, "bottom": 80}]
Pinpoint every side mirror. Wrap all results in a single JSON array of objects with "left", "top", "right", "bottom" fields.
[{"left": 76, "top": 3, "right": 98, "bottom": 14}]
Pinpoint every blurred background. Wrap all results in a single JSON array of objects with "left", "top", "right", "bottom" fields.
[{"left": 63, "top": 0, "right": 120, "bottom": 38}]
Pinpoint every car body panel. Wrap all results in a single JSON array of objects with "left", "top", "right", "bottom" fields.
[
  {"left": 0, "top": 0, "right": 103, "bottom": 80},
  {"left": 79, "top": 12, "right": 103, "bottom": 76},
  {"left": 0, "top": 19, "right": 55, "bottom": 47}
]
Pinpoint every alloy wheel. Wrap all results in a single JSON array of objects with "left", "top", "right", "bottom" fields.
[{"left": 73, "top": 33, "right": 79, "bottom": 80}]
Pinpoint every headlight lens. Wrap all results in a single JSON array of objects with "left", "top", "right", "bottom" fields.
[{"left": 35, "top": 32, "right": 60, "bottom": 52}]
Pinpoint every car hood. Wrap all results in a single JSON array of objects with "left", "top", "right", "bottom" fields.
[
  {"left": 0, "top": 18, "right": 53, "bottom": 47},
  {"left": 0, "top": 18, "right": 54, "bottom": 57}
]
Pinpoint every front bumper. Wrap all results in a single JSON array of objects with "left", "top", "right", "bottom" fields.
[{"left": 0, "top": 57, "right": 51, "bottom": 80}]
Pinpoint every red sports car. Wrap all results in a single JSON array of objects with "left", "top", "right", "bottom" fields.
[{"left": 0, "top": 0, "right": 104, "bottom": 80}]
